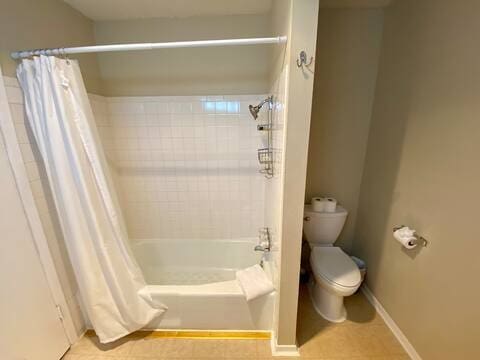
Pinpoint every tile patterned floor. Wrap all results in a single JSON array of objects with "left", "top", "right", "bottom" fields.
[{"left": 63, "top": 286, "right": 409, "bottom": 359}]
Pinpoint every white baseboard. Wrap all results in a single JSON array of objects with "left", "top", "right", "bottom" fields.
[
  {"left": 270, "top": 335, "right": 300, "bottom": 357},
  {"left": 361, "top": 285, "right": 421, "bottom": 360}
]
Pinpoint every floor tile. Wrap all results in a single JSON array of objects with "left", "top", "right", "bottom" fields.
[
  {"left": 256, "top": 339, "right": 273, "bottom": 358},
  {"left": 191, "top": 339, "right": 227, "bottom": 358},
  {"left": 224, "top": 339, "right": 258, "bottom": 358},
  {"left": 296, "top": 285, "right": 408, "bottom": 359},
  {"left": 67, "top": 335, "right": 133, "bottom": 356},
  {"left": 62, "top": 355, "right": 102, "bottom": 360},
  {"left": 129, "top": 337, "right": 164, "bottom": 357}
]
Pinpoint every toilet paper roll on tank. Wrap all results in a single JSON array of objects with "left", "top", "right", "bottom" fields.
[{"left": 311, "top": 196, "right": 337, "bottom": 212}]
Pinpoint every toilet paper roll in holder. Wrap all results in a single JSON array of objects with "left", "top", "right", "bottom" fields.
[{"left": 393, "top": 225, "right": 428, "bottom": 247}]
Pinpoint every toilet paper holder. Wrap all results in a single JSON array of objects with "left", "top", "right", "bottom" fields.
[{"left": 393, "top": 225, "right": 428, "bottom": 247}]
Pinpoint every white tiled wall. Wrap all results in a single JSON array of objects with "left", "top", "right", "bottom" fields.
[
  {"left": 89, "top": 94, "right": 113, "bottom": 156},
  {"left": 88, "top": 94, "right": 126, "bottom": 213},
  {"left": 3, "top": 76, "right": 85, "bottom": 336},
  {"left": 93, "top": 94, "right": 268, "bottom": 240}
]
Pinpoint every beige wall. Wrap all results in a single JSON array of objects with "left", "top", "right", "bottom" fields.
[
  {"left": 305, "top": 9, "right": 383, "bottom": 251},
  {"left": 0, "top": 0, "right": 102, "bottom": 94},
  {"left": 94, "top": 15, "right": 272, "bottom": 96},
  {"left": 272, "top": 0, "right": 319, "bottom": 348},
  {"left": 2, "top": 75, "right": 86, "bottom": 338},
  {"left": 353, "top": 0, "right": 480, "bottom": 359}
]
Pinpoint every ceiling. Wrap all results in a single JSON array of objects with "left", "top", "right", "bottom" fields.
[{"left": 63, "top": 0, "right": 273, "bottom": 21}]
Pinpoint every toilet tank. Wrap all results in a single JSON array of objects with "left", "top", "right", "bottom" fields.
[{"left": 303, "top": 205, "right": 348, "bottom": 246}]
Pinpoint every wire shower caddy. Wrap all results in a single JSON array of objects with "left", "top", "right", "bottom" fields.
[{"left": 256, "top": 96, "right": 274, "bottom": 178}]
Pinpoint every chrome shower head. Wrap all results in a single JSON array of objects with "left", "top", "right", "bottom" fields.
[
  {"left": 249, "top": 104, "right": 261, "bottom": 120},
  {"left": 248, "top": 96, "right": 273, "bottom": 120}
]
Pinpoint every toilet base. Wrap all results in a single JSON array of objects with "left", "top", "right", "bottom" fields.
[{"left": 308, "top": 278, "right": 347, "bottom": 323}]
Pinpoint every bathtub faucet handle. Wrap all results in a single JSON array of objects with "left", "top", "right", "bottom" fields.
[{"left": 255, "top": 227, "right": 271, "bottom": 252}]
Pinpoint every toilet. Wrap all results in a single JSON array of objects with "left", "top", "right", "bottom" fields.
[{"left": 303, "top": 204, "right": 362, "bottom": 322}]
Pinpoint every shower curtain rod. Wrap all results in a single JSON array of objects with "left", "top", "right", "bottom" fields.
[{"left": 11, "top": 36, "right": 287, "bottom": 60}]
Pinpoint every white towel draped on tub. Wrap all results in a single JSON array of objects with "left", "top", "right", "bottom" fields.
[
  {"left": 236, "top": 265, "right": 275, "bottom": 301},
  {"left": 17, "top": 56, "right": 167, "bottom": 343}
]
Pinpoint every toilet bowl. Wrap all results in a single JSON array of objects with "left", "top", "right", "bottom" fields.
[{"left": 303, "top": 204, "right": 362, "bottom": 322}]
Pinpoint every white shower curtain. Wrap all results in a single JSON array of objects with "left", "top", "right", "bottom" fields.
[{"left": 17, "top": 56, "right": 166, "bottom": 343}]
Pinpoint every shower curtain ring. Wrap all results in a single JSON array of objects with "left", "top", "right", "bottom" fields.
[{"left": 60, "top": 48, "right": 70, "bottom": 64}]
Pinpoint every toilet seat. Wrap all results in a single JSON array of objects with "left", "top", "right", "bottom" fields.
[{"left": 310, "top": 247, "right": 361, "bottom": 289}]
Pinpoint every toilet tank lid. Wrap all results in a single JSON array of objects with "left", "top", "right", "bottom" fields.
[
  {"left": 311, "top": 247, "right": 361, "bottom": 288},
  {"left": 304, "top": 204, "right": 348, "bottom": 217}
]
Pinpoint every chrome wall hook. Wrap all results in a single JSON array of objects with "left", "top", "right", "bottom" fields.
[{"left": 296, "top": 50, "right": 313, "bottom": 68}]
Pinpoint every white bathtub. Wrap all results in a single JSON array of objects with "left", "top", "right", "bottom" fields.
[{"left": 131, "top": 238, "right": 275, "bottom": 330}]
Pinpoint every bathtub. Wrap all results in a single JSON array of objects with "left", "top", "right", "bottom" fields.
[{"left": 131, "top": 238, "right": 275, "bottom": 330}]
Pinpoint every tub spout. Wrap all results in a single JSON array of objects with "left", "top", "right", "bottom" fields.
[{"left": 255, "top": 244, "right": 269, "bottom": 252}]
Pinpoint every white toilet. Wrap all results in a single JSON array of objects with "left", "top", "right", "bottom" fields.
[{"left": 303, "top": 204, "right": 362, "bottom": 322}]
